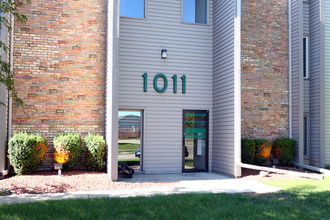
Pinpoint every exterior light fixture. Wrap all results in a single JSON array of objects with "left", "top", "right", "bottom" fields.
[{"left": 161, "top": 49, "right": 167, "bottom": 59}]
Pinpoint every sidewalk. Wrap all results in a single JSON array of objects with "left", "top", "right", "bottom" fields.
[{"left": 0, "top": 173, "right": 281, "bottom": 205}]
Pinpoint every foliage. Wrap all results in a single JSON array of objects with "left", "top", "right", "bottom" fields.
[
  {"left": 272, "top": 138, "right": 297, "bottom": 166},
  {"left": 53, "top": 133, "right": 82, "bottom": 170},
  {"left": 0, "top": 0, "right": 31, "bottom": 109},
  {"left": 241, "top": 138, "right": 256, "bottom": 164},
  {"left": 118, "top": 158, "right": 140, "bottom": 167},
  {"left": 8, "top": 132, "right": 47, "bottom": 174},
  {"left": 118, "top": 143, "right": 140, "bottom": 154},
  {"left": 85, "top": 134, "right": 106, "bottom": 171},
  {"left": 254, "top": 139, "right": 272, "bottom": 165}
]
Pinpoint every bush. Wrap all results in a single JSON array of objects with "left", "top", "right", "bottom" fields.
[
  {"left": 53, "top": 133, "right": 82, "bottom": 170},
  {"left": 85, "top": 134, "right": 106, "bottom": 171},
  {"left": 8, "top": 132, "right": 48, "bottom": 174},
  {"left": 241, "top": 138, "right": 256, "bottom": 164},
  {"left": 272, "top": 138, "right": 297, "bottom": 166},
  {"left": 254, "top": 139, "right": 272, "bottom": 165}
]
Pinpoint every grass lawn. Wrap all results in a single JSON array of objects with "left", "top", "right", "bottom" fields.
[
  {"left": 1, "top": 178, "right": 329, "bottom": 219},
  {"left": 118, "top": 158, "right": 140, "bottom": 166},
  {"left": 119, "top": 138, "right": 140, "bottom": 141},
  {"left": 118, "top": 143, "right": 140, "bottom": 154},
  {"left": 185, "top": 158, "right": 193, "bottom": 167}
]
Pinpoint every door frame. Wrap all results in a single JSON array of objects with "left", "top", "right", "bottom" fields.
[{"left": 182, "top": 109, "right": 209, "bottom": 172}]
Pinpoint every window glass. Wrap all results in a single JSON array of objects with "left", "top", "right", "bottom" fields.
[
  {"left": 120, "top": 0, "right": 145, "bottom": 18},
  {"left": 303, "top": 36, "right": 309, "bottom": 78},
  {"left": 183, "top": 0, "right": 207, "bottom": 24}
]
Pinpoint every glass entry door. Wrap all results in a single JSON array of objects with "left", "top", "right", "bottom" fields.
[
  {"left": 183, "top": 110, "right": 208, "bottom": 172},
  {"left": 118, "top": 110, "right": 142, "bottom": 171}
]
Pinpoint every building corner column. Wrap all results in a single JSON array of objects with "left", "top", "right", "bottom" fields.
[{"left": 106, "top": 0, "right": 119, "bottom": 181}]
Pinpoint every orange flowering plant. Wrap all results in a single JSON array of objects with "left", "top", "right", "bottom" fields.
[
  {"left": 254, "top": 139, "right": 272, "bottom": 165},
  {"left": 53, "top": 133, "right": 82, "bottom": 170},
  {"left": 8, "top": 132, "right": 48, "bottom": 174}
]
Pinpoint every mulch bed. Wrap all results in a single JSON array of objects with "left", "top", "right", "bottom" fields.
[
  {"left": 0, "top": 171, "right": 175, "bottom": 195},
  {"left": 240, "top": 166, "right": 320, "bottom": 181},
  {"left": 0, "top": 167, "right": 320, "bottom": 195}
]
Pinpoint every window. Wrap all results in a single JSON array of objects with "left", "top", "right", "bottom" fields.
[
  {"left": 303, "top": 36, "right": 309, "bottom": 78},
  {"left": 303, "top": 116, "right": 309, "bottom": 156},
  {"left": 183, "top": 0, "right": 207, "bottom": 24},
  {"left": 120, "top": 0, "right": 145, "bottom": 18}
]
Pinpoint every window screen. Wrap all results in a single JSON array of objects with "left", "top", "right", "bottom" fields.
[{"left": 183, "top": 0, "right": 207, "bottom": 24}]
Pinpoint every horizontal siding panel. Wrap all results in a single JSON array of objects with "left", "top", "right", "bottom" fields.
[
  {"left": 212, "top": 0, "right": 236, "bottom": 176},
  {"left": 325, "top": 0, "right": 330, "bottom": 165}
]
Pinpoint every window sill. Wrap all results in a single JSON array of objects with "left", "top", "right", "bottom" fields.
[
  {"left": 120, "top": 16, "right": 147, "bottom": 21},
  {"left": 181, "top": 21, "right": 210, "bottom": 27}
]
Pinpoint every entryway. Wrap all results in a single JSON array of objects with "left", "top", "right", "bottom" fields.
[{"left": 183, "top": 110, "right": 209, "bottom": 172}]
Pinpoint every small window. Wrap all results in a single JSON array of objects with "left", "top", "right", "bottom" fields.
[
  {"left": 303, "top": 36, "right": 309, "bottom": 78},
  {"left": 303, "top": 116, "right": 309, "bottom": 156},
  {"left": 120, "top": 0, "right": 145, "bottom": 18},
  {"left": 183, "top": 0, "right": 207, "bottom": 24}
]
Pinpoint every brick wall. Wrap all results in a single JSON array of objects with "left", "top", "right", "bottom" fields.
[
  {"left": 12, "top": 0, "right": 106, "bottom": 170},
  {"left": 241, "top": 0, "right": 289, "bottom": 141}
]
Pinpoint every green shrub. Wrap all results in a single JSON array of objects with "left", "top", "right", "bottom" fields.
[
  {"left": 8, "top": 132, "right": 48, "bottom": 174},
  {"left": 272, "top": 138, "right": 297, "bottom": 166},
  {"left": 241, "top": 138, "right": 255, "bottom": 164},
  {"left": 53, "top": 133, "right": 82, "bottom": 170},
  {"left": 85, "top": 134, "right": 106, "bottom": 171},
  {"left": 254, "top": 139, "right": 272, "bottom": 165}
]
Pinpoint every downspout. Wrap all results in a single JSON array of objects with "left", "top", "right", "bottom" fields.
[
  {"left": 293, "top": 162, "right": 330, "bottom": 176},
  {"left": 288, "top": 0, "right": 292, "bottom": 138},
  {"left": 0, "top": 12, "right": 14, "bottom": 178},
  {"left": 237, "top": 161, "right": 324, "bottom": 180}
]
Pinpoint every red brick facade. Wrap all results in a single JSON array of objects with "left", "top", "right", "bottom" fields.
[
  {"left": 12, "top": 0, "right": 106, "bottom": 169},
  {"left": 241, "top": 0, "right": 289, "bottom": 141},
  {"left": 11, "top": 0, "right": 290, "bottom": 170}
]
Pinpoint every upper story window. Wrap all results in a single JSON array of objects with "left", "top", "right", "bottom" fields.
[
  {"left": 303, "top": 36, "right": 309, "bottom": 78},
  {"left": 183, "top": 0, "right": 207, "bottom": 24},
  {"left": 120, "top": 0, "right": 145, "bottom": 18}
]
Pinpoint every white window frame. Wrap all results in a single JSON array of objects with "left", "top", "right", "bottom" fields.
[
  {"left": 181, "top": 0, "right": 209, "bottom": 25},
  {"left": 303, "top": 36, "right": 309, "bottom": 79}
]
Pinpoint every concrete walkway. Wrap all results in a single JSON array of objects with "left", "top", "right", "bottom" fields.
[{"left": 0, "top": 173, "right": 281, "bottom": 205}]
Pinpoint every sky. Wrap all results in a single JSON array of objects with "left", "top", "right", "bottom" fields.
[
  {"left": 119, "top": 111, "right": 141, "bottom": 117},
  {"left": 120, "top": 0, "right": 145, "bottom": 18}
]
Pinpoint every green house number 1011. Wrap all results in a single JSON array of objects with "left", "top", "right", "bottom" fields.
[{"left": 142, "top": 73, "right": 186, "bottom": 94}]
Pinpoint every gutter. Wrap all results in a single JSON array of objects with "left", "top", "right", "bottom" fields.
[
  {"left": 293, "top": 162, "right": 330, "bottom": 177},
  {"left": 0, "top": 12, "right": 14, "bottom": 178},
  {"left": 237, "top": 161, "right": 324, "bottom": 180},
  {"left": 288, "top": 0, "right": 292, "bottom": 138}
]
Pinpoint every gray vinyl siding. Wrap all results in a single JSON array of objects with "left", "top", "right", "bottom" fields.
[
  {"left": 212, "top": 0, "right": 236, "bottom": 176},
  {"left": 118, "top": 0, "right": 214, "bottom": 174},
  {"left": 291, "top": 0, "right": 304, "bottom": 163},
  {"left": 0, "top": 12, "right": 9, "bottom": 173},
  {"left": 0, "top": 84, "right": 7, "bottom": 173},
  {"left": 303, "top": 1, "right": 310, "bottom": 35},
  {"left": 309, "top": 0, "right": 322, "bottom": 166},
  {"left": 303, "top": 1, "right": 309, "bottom": 113},
  {"left": 304, "top": 80, "right": 309, "bottom": 112},
  {"left": 324, "top": 0, "right": 330, "bottom": 165}
]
